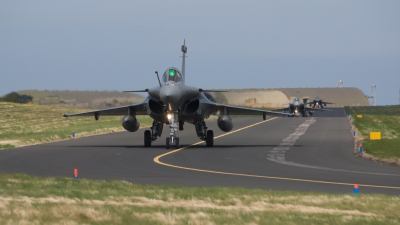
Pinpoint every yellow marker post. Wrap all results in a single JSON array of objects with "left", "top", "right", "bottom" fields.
[
  {"left": 357, "top": 115, "right": 362, "bottom": 118},
  {"left": 370, "top": 132, "right": 381, "bottom": 140}
]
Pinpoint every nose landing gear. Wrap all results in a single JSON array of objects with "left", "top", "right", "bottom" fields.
[
  {"left": 166, "top": 112, "right": 180, "bottom": 149},
  {"left": 166, "top": 136, "right": 179, "bottom": 149}
]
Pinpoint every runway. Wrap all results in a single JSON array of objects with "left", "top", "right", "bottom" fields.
[{"left": 1, "top": 108, "right": 399, "bottom": 195}]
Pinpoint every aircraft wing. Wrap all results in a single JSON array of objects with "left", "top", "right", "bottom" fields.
[
  {"left": 207, "top": 103, "right": 293, "bottom": 116},
  {"left": 305, "top": 107, "right": 331, "bottom": 112},
  {"left": 322, "top": 101, "right": 334, "bottom": 105},
  {"left": 270, "top": 106, "right": 291, "bottom": 113},
  {"left": 63, "top": 102, "right": 148, "bottom": 118}
]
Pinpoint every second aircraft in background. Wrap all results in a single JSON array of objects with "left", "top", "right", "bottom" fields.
[
  {"left": 274, "top": 96, "right": 330, "bottom": 117},
  {"left": 308, "top": 96, "right": 334, "bottom": 108}
]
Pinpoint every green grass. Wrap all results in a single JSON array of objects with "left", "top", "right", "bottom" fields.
[
  {"left": 0, "top": 102, "right": 152, "bottom": 149},
  {"left": 345, "top": 105, "right": 400, "bottom": 162},
  {"left": 0, "top": 144, "right": 14, "bottom": 149},
  {"left": 1, "top": 173, "right": 399, "bottom": 225}
]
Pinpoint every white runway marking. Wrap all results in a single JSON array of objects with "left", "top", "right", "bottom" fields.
[
  {"left": 267, "top": 118, "right": 400, "bottom": 177},
  {"left": 267, "top": 118, "right": 316, "bottom": 162}
]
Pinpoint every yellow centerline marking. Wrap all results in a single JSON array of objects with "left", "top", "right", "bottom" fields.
[{"left": 154, "top": 117, "right": 400, "bottom": 190}]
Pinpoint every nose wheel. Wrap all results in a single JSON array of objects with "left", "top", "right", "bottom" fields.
[{"left": 166, "top": 137, "right": 180, "bottom": 149}]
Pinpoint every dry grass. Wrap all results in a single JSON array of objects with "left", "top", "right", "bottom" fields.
[
  {"left": 1, "top": 173, "right": 399, "bottom": 225},
  {"left": 0, "top": 195, "right": 394, "bottom": 225},
  {"left": 0, "top": 195, "right": 380, "bottom": 223},
  {"left": 0, "top": 102, "right": 152, "bottom": 149}
]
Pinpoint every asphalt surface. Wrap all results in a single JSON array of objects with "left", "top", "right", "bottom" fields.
[{"left": 1, "top": 108, "right": 399, "bottom": 195}]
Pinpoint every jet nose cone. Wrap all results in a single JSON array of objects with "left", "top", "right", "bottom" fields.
[{"left": 160, "top": 85, "right": 180, "bottom": 111}]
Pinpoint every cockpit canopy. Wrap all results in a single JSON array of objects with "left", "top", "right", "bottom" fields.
[
  {"left": 162, "top": 67, "right": 183, "bottom": 83},
  {"left": 294, "top": 97, "right": 300, "bottom": 101}
]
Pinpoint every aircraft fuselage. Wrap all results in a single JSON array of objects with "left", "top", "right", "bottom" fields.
[{"left": 146, "top": 83, "right": 215, "bottom": 124}]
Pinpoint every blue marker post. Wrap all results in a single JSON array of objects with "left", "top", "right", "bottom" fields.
[
  {"left": 359, "top": 143, "right": 363, "bottom": 156},
  {"left": 354, "top": 184, "right": 359, "bottom": 194},
  {"left": 72, "top": 130, "right": 76, "bottom": 139},
  {"left": 353, "top": 131, "right": 356, "bottom": 139}
]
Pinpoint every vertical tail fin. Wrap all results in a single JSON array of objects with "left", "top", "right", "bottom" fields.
[{"left": 181, "top": 40, "right": 187, "bottom": 83}]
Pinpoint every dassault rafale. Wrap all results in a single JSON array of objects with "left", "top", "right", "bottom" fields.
[
  {"left": 64, "top": 41, "right": 293, "bottom": 149},
  {"left": 308, "top": 96, "right": 334, "bottom": 108},
  {"left": 274, "top": 94, "right": 330, "bottom": 117}
]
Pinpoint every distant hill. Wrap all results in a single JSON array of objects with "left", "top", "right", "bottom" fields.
[{"left": 17, "top": 90, "right": 145, "bottom": 109}]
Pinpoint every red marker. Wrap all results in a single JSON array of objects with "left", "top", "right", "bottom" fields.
[
  {"left": 354, "top": 184, "right": 359, "bottom": 194},
  {"left": 74, "top": 168, "right": 78, "bottom": 179}
]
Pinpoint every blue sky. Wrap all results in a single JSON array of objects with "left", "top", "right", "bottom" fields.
[{"left": 1, "top": 1, "right": 399, "bottom": 105}]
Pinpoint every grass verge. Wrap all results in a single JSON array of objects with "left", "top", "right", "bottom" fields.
[
  {"left": 1, "top": 173, "right": 399, "bottom": 225},
  {"left": 0, "top": 102, "right": 152, "bottom": 149},
  {"left": 0, "top": 144, "right": 15, "bottom": 149},
  {"left": 345, "top": 105, "right": 400, "bottom": 165}
]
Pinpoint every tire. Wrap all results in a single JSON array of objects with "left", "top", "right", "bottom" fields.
[
  {"left": 206, "top": 130, "right": 214, "bottom": 147},
  {"left": 144, "top": 130, "right": 151, "bottom": 147},
  {"left": 175, "top": 137, "right": 180, "bottom": 149},
  {"left": 166, "top": 137, "right": 170, "bottom": 149}
]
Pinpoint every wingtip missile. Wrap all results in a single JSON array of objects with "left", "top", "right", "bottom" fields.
[
  {"left": 123, "top": 89, "right": 149, "bottom": 93},
  {"left": 199, "top": 89, "right": 229, "bottom": 92}
]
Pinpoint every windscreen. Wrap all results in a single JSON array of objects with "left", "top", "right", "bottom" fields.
[{"left": 162, "top": 68, "right": 182, "bottom": 83}]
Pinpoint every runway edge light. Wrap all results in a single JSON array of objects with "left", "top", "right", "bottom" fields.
[
  {"left": 359, "top": 143, "right": 363, "bottom": 156},
  {"left": 354, "top": 184, "right": 359, "bottom": 194},
  {"left": 74, "top": 168, "right": 78, "bottom": 180}
]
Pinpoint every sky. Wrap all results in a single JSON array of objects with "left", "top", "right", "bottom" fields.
[{"left": 1, "top": 1, "right": 399, "bottom": 105}]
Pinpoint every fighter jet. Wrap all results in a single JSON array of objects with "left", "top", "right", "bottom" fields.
[
  {"left": 275, "top": 97, "right": 329, "bottom": 117},
  {"left": 63, "top": 41, "right": 292, "bottom": 149},
  {"left": 308, "top": 96, "right": 334, "bottom": 108}
]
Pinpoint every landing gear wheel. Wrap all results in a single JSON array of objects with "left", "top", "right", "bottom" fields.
[
  {"left": 206, "top": 130, "right": 214, "bottom": 147},
  {"left": 166, "top": 137, "right": 170, "bottom": 149},
  {"left": 175, "top": 137, "right": 180, "bottom": 149},
  {"left": 144, "top": 130, "right": 151, "bottom": 147}
]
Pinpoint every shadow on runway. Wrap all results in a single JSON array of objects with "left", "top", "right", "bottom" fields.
[
  {"left": 68, "top": 145, "right": 168, "bottom": 149},
  {"left": 189, "top": 144, "right": 302, "bottom": 149},
  {"left": 67, "top": 144, "right": 302, "bottom": 149}
]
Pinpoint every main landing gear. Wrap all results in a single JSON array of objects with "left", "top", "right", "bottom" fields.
[
  {"left": 194, "top": 120, "right": 214, "bottom": 147},
  {"left": 144, "top": 120, "right": 163, "bottom": 147},
  {"left": 144, "top": 118, "right": 215, "bottom": 149}
]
